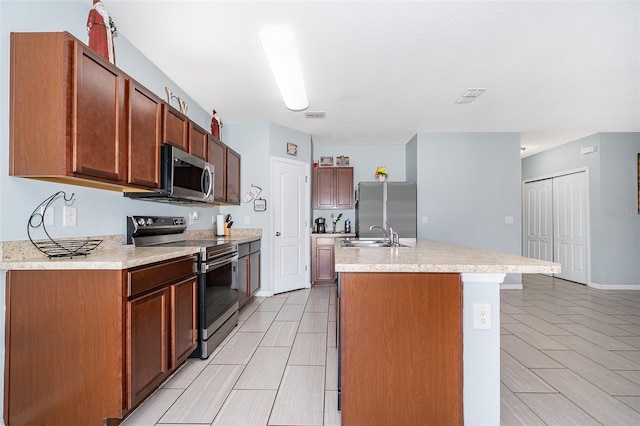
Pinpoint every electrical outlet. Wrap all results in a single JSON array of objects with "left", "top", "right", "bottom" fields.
[
  {"left": 422, "top": 216, "right": 428, "bottom": 224},
  {"left": 41, "top": 206, "right": 54, "bottom": 226},
  {"left": 63, "top": 206, "right": 77, "bottom": 227},
  {"left": 244, "top": 215, "right": 250, "bottom": 224},
  {"left": 474, "top": 303, "right": 491, "bottom": 329},
  {"left": 505, "top": 216, "right": 514, "bottom": 224}
]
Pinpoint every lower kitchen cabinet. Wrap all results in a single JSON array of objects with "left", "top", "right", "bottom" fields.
[
  {"left": 237, "top": 239, "right": 261, "bottom": 307},
  {"left": 4, "top": 256, "right": 197, "bottom": 425},
  {"left": 312, "top": 234, "right": 354, "bottom": 284},
  {"left": 127, "top": 286, "right": 171, "bottom": 408}
]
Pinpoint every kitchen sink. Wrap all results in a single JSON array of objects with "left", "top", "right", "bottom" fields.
[{"left": 340, "top": 239, "right": 409, "bottom": 248}]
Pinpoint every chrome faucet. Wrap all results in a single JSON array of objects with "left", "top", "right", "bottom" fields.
[
  {"left": 369, "top": 223, "right": 400, "bottom": 246},
  {"left": 369, "top": 225, "right": 390, "bottom": 243}
]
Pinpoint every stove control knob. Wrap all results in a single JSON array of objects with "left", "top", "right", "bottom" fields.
[
  {"left": 137, "top": 218, "right": 146, "bottom": 226},
  {"left": 146, "top": 218, "right": 154, "bottom": 226}
]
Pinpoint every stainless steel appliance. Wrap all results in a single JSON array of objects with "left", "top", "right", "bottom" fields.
[
  {"left": 127, "top": 215, "right": 238, "bottom": 359},
  {"left": 355, "top": 181, "right": 417, "bottom": 238},
  {"left": 124, "top": 145, "right": 215, "bottom": 204}
]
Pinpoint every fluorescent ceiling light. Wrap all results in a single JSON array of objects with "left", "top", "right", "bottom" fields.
[{"left": 259, "top": 28, "right": 309, "bottom": 111}]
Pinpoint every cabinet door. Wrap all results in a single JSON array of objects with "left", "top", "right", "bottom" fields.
[
  {"left": 249, "top": 252, "right": 261, "bottom": 296},
  {"left": 335, "top": 167, "right": 354, "bottom": 209},
  {"left": 313, "top": 167, "right": 336, "bottom": 209},
  {"left": 171, "top": 276, "right": 198, "bottom": 368},
  {"left": 208, "top": 136, "right": 227, "bottom": 202},
  {"left": 74, "top": 43, "right": 125, "bottom": 182},
  {"left": 162, "top": 103, "right": 189, "bottom": 151},
  {"left": 128, "top": 80, "right": 161, "bottom": 188},
  {"left": 127, "top": 287, "right": 170, "bottom": 409},
  {"left": 226, "top": 147, "right": 241, "bottom": 204},
  {"left": 189, "top": 122, "right": 208, "bottom": 160},
  {"left": 237, "top": 255, "right": 250, "bottom": 307},
  {"left": 315, "top": 245, "right": 335, "bottom": 281}
]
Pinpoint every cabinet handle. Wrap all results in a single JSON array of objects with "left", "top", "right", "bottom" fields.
[{"left": 275, "top": 232, "right": 281, "bottom": 236}]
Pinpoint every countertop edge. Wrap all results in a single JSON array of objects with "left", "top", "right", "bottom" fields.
[
  {"left": 0, "top": 235, "right": 262, "bottom": 271},
  {"left": 334, "top": 239, "right": 562, "bottom": 274}
]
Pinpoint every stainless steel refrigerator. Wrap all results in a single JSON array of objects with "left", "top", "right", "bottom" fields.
[{"left": 355, "top": 181, "right": 417, "bottom": 238}]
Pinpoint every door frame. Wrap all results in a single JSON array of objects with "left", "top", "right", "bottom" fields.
[
  {"left": 269, "top": 156, "right": 311, "bottom": 294},
  {"left": 522, "top": 167, "right": 591, "bottom": 286}
]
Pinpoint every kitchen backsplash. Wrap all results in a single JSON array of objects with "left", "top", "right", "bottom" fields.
[{"left": 1, "top": 228, "right": 263, "bottom": 261}]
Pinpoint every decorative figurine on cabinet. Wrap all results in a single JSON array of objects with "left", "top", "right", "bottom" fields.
[
  {"left": 211, "top": 110, "right": 221, "bottom": 139},
  {"left": 86, "top": 0, "right": 116, "bottom": 64}
]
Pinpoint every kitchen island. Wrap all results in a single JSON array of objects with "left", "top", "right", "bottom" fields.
[{"left": 334, "top": 239, "right": 560, "bottom": 426}]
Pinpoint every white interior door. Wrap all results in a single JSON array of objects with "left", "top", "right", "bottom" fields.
[
  {"left": 271, "top": 156, "right": 310, "bottom": 294},
  {"left": 553, "top": 172, "right": 587, "bottom": 284},
  {"left": 524, "top": 179, "right": 553, "bottom": 262}
]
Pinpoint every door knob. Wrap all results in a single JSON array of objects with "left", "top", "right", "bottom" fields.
[{"left": 275, "top": 232, "right": 281, "bottom": 236}]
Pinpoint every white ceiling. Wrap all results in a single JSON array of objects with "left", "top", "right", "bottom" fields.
[{"left": 104, "top": 0, "right": 640, "bottom": 157}]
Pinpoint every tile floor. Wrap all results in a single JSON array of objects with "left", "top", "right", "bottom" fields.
[
  {"left": 122, "top": 275, "right": 640, "bottom": 426},
  {"left": 500, "top": 274, "right": 640, "bottom": 425},
  {"left": 122, "top": 284, "right": 340, "bottom": 426}
]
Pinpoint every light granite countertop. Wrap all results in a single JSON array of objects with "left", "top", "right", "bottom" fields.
[
  {"left": 335, "top": 238, "right": 561, "bottom": 274},
  {"left": 0, "top": 229, "right": 262, "bottom": 271}
]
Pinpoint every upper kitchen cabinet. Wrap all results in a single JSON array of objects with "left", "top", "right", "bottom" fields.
[
  {"left": 128, "top": 81, "right": 162, "bottom": 189},
  {"left": 9, "top": 31, "right": 158, "bottom": 191},
  {"left": 226, "top": 147, "right": 241, "bottom": 205},
  {"left": 162, "top": 103, "right": 189, "bottom": 152},
  {"left": 189, "top": 122, "right": 208, "bottom": 160},
  {"left": 10, "top": 32, "right": 124, "bottom": 189},
  {"left": 208, "top": 136, "right": 241, "bottom": 205},
  {"left": 312, "top": 166, "right": 354, "bottom": 209},
  {"left": 208, "top": 136, "right": 227, "bottom": 202}
]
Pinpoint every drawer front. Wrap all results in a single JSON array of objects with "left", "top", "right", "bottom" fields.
[
  {"left": 238, "top": 242, "right": 250, "bottom": 257},
  {"left": 128, "top": 256, "right": 197, "bottom": 298},
  {"left": 316, "top": 237, "right": 337, "bottom": 246},
  {"left": 249, "top": 240, "right": 261, "bottom": 253}
]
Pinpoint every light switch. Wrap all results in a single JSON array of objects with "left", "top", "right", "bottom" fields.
[
  {"left": 505, "top": 216, "right": 514, "bottom": 224},
  {"left": 422, "top": 216, "right": 429, "bottom": 224}
]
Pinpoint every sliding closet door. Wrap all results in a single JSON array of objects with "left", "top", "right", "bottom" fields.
[
  {"left": 524, "top": 179, "right": 553, "bottom": 262},
  {"left": 553, "top": 172, "right": 587, "bottom": 284}
]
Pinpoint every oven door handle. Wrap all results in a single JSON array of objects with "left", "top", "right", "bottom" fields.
[{"left": 202, "top": 253, "right": 238, "bottom": 272}]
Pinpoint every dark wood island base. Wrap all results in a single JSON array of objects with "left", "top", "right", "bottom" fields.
[{"left": 338, "top": 272, "right": 463, "bottom": 426}]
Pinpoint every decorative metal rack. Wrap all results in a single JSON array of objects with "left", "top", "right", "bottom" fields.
[{"left": 27, "top": 191, "right": 102, "bottom": 259}]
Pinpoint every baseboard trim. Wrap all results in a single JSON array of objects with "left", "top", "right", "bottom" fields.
[
  {"left": 588, "top": 282, "right": 640, "bottom": 290},
  {"left": 501, "top": 283, "right": 523, "bottom": 290},
  {"left": 254, "top": 290, "right": 274, "bottom": 297}
]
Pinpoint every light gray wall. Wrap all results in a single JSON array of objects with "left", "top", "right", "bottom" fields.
[
  {"left": 310, "top": 144, "right": 406, "bottom": 230},
  {"left": 414, "top": 133, "right": 523, "bottom": 285},
  {"left": 222, "top": 122, "right": 312, "bottom": 294},
  {"left": 522, "top": 132, "right": 640, "bottom": 286},
  {"left": 405, "top": 134, "right": 418, "bottom": 181},
  {"left": 0, "top": 0, "right": 223, "bottom": 245}
]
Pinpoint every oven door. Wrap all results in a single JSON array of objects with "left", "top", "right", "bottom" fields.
[{"left": 198, "top": 251, "right": 239, "bottom": 357}]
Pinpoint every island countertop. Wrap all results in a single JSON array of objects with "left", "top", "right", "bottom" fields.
[{"left": 335, "top": 238, "right": 561, "bottom": 274}]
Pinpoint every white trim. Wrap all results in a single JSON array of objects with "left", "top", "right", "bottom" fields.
[
  {"left": 587, "top": 282, "right": 640, "bottom": 291},
  {"left": 254, "top": 290, "right": 274, "bottom": 297},
  {"left": 269, "top": 156, "right": 312, "bottom": 294},
  {"left": 501, "top": 283, "right": 523, "bottom": 290}
]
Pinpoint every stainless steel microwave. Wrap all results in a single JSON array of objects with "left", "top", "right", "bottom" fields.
[{"left": 125, "top": 145, "right": 215, "bottom": 204}]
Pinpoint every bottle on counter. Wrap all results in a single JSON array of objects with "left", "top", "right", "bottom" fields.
[{"left": 344, "top": 218, "right": 351, "bottom": 234}]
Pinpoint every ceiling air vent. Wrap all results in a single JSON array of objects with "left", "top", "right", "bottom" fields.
[
  {"left": 455, "top": 88, "right": 486, "bottom": 104},
  {"left": 304, "top": 111, "right": 326, "bottom": 119}
]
